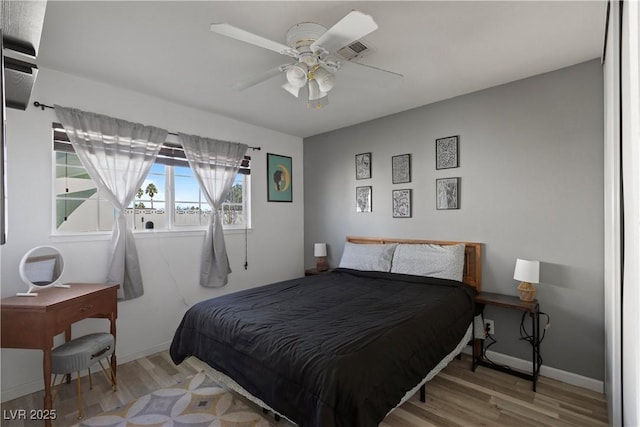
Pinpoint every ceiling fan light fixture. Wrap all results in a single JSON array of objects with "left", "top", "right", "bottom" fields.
[
  {"left": 285, "top": 64, "right": 308, "bottom": 88},
  {"left": 313, "top": 67, "right": 336, "bottom": 93},
  {"left": 307, "top": 79, "right": 327, "bottom": 102},
  {"left": 282, "top": 82, "right": 302, "bottom": 98}
]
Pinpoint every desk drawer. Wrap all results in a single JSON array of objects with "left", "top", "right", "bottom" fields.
[{"left": 56, "top": 294, "right": 112, "bottom": 328}]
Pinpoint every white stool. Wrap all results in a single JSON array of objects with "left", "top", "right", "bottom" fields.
[{"left": 51, "top": 333, "right": 117, "bottom": 419}]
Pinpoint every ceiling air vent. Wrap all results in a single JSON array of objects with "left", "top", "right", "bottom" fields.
[{"left": 336, "top": 39, "right": 374, "bottom": 61}]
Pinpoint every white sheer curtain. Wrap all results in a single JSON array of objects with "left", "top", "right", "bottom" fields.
[
  {"left": 55, "top": 106, "right": 167, "bottom": 300},
  {"left": 178, "top": 133, "right": 248, "bottom": 287}
]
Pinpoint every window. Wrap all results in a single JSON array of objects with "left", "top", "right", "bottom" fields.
[
  {"left": 128, "top": 163, "right": 167, "bottom": 230},
  {"left": 53, "top": 123, "right": 251, "bottom": 233}
]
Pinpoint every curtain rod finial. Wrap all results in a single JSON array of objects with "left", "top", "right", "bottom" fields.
[{"left": 33, "top": 101, "right": 54, "bottom": 111}]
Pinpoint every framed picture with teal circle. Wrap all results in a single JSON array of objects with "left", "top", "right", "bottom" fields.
[{"left": 267, "top": 153, "right": 292, "bottom": 202}]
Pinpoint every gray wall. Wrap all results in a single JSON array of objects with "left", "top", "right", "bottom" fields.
[{"left": 303, "top": 60, "right": 604, "bottom": 381}]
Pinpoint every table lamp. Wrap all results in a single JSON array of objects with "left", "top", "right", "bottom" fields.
[
  {"left": 314, "top": 243, "right": 329, "bottom": 272},
  {"left": 514, "top": 258, "right": 540, "bottom": 302}
]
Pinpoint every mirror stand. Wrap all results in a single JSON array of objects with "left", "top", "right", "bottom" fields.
[
  {"left": 16, "top": 245, "right": 66, "bottom": 297},
  {"left": 16, "top": 283, "right": 69, "bottom": 297}
]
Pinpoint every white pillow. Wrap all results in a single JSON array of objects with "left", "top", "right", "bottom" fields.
[
  {"left": 338, "top": 242, "right": 398, "bottom": 272},
  {"left": 391, "top": 243, "right": 465, "bottom": 281}
]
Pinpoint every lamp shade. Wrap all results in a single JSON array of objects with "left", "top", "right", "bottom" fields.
[
  {"left": 285, "top": 64, "right": 308, "bottom": 88},
  {"left": 308, "top": 79, "right": 327, "bottom": 101},
  {"left": 314, "top": 243, "right": 327, "bottom": 257},
  {"left": 282, "top": 82, "right": 302, "bottom": 98},
  {"left": 514, "top": 259, "right": 540, "bottom": 283},
  {"left": 314, "top": 67, "right": 336, "bottom": 93}
]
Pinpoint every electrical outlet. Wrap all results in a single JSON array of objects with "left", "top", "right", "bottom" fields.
[{"left": 485, "top": 319, "right": 495, "bottom": 335}]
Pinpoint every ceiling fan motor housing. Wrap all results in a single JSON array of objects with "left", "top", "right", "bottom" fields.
[{"left": 286, "top": 22, "right": 327, "bottom": 66}]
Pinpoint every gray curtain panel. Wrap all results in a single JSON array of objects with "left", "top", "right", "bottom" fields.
[
  {"left": 55, "top": 105, "right": 167, "bottom": 300},
  {"left": 178, "top": 133, "right": 248, "bottom": 287}
]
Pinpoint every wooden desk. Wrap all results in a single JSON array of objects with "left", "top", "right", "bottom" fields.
[{"left": 1, "top": 283, "right": 118, "bottom": 426}]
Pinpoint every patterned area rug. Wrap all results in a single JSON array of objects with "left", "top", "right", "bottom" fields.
[{"left": 77, "top": 372, "right": 274, "bottom": 426}]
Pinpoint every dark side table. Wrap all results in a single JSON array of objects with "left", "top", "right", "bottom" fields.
[
  {"left": 473, "top": 291, "right": 541, "bottom": 391},
  {"left": 304, "top": 268, "right": 332, "bottom": 276}
]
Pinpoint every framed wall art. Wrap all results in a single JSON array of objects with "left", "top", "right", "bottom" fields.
[
  {"left": 392, "top": 189, "right": 412, "bottom": 218},
  {"left": 356, "top": 186, "right": 372, "bottom": 212},
  {"left": 355, "top": 152, "right": 371, "bottom": 180},
  {"left": 436, "top": 177, "right": 460, "bottom": 210},
  {"left": 435, "top": 135, "right": 459, "bottom": 170},
  {"left": 267, "top": 153, "right": 292, "bottom": 202},
  {"left": 392, "top": 154, "right": 411, "bottom": 184}
]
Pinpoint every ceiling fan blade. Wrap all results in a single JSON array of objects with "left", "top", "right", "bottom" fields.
[
  {"left": 232, "top": 64, "right": 290, "bottom": 91},
  {"left": 310, "top": 11, "right": 378, "bottom": 54},
  {"left": 211, "top": 23, "right": 298, "bottom": 58},
  {"left": 339, "top": 60, "right": 404, "bottom": 87}
]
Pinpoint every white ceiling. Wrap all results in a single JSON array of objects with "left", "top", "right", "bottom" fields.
[{"left": 37, "top": 1, "right": 606, "bottom": 138}]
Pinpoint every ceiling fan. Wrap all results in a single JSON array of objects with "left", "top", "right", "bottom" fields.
[{"left": 210, "top": 10, "right": 402, "bottom": 108}]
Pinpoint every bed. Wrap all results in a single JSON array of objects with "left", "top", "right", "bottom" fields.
[{"left": 170, "top": 236, "right": 482, "bottom": 427}]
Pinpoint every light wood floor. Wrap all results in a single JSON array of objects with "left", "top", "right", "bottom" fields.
[{"left": 1, "top": 351, "right": 608, "bottom": 427}]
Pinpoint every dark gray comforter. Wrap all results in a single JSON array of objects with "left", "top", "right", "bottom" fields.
[{"left": 170, "top": 268, "right": 475, "bottom": 427}]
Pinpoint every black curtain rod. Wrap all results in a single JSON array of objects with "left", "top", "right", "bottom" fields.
[{"left": 33, "top": 101, "right": 261, "bottom": 151}]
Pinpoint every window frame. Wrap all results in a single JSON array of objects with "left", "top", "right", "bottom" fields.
[{"left": 52, "top": 123, "right": 251, "bottom": 235}]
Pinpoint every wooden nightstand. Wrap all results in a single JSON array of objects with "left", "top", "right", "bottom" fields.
[
  {"left": 304, "top": 268, "right": 332, "bottom": 276},
  {"left": 473, "top": 291, "right": 541, "bottom": 391}
]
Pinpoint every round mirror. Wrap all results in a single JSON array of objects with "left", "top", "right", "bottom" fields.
[{"left": 17, "top": 245, "right": 67, "bottom": 296}]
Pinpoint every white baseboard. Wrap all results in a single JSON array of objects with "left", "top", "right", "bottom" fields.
[
  {"left": 462, "top": 347, "right": 604, "bottom": 393},
  {"left": 1, "top": 341, "right": 173, "bottom": 403}
]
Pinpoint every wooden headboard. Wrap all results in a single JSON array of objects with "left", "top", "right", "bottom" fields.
[{"left": 346, "top": 236, "right": 483, "bottom": 292}]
